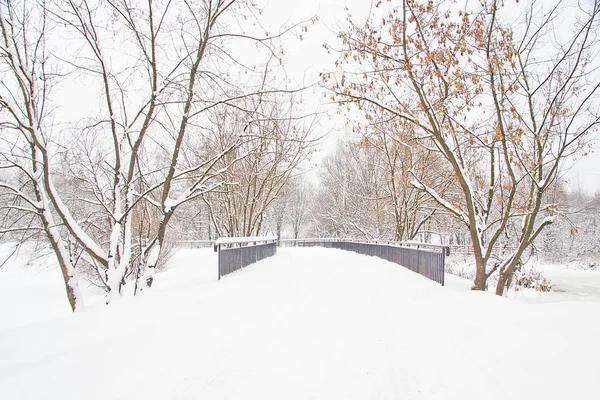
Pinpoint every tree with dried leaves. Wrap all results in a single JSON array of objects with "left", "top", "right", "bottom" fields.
[{"left": 330, "top": 0, "right": 600, "bottom": 294}]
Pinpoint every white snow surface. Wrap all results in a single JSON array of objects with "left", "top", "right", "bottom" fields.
[
  {"left": 1, "top": 246, "right": 599, "bottom": 399},
  {"left": 0, "top": 243, "right": 74, "bottom": 329},
  {"left": 446, "top": 254, "right": 600, "bottom": 303},
  {"left": 538, "top": 263, "right": 600, "bottom": 302}
]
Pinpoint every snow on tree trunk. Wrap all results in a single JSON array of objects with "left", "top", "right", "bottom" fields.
[{"left": 33, "top": 147, "right": 84, "bottom": 311}]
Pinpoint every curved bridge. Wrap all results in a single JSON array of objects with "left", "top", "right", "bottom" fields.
[{"left": 215, "top": 237, "right": 448, "bottom": 285}]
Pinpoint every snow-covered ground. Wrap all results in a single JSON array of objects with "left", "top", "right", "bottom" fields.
[
  {"left": 0, "top": 243, "right": 75, "bottom": 330},
  {"left": 446, "top": 253, "right": 600, "bottom": 303},
  {"left": 540, "top": 264, "right": 600, "bottom": 301},
  {"left": 1, "top": 246, "right": 599, "bottom": 399}
]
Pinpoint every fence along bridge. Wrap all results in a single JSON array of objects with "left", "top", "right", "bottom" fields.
[{"left": 213, "top": 237, "right": 447, "bottom": 285}]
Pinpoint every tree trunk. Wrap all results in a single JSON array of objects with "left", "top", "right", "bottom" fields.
[
  {"left": 42, "top": 208, "right": 83, "bottom": 311},
  {"left": 48, "top": 235, "right": 83, "bottom": 312},
  {"left": 495, "top": 263, "right": 517, "bottom": 295},
  {"left": 472, "top": 260, "right": 487, "bottom": 291},
  {"left": 33, "top": 146, "right": 84, "bottom": 312},
  {"left": 140, "top": 210, "right": 174, "bottom": 289}
]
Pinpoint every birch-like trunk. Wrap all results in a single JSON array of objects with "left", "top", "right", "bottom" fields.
[{"left": 32, "top": 147, "right": 84, "bottom": 311}]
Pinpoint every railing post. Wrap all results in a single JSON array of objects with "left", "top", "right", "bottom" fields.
[
  {"left": 441, "top": 246, "right": 446, "bottom": 286},
  {"left": 215, "top": 243, "right": 221, "bottom": 281}
]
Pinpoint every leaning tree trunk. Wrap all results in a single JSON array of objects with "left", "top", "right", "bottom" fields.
[
  {"left": 43, "top": 215, "right": 84, "bottom": 312},
  {"left": 33, "top": 149, "right": 84, "bottom": 311},
  {"left": 139, "top": 210, "right": 174, "bottom": 290},
  {"left": 495, "top": 264, "right": 517, "bottom": 296}
]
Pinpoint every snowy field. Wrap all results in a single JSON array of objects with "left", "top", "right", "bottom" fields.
[
  {"left": 446, "top": 253, "right": 600, "bottom": 303},
  {"left": 1, "top": 245, "right": 600, "bottom": 399},
  {"left": 540, "top": 264, "right": 600, "bottom": 301}
]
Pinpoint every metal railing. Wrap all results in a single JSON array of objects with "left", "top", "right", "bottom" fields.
[
  {"left": 280, "top": 238, "right": 447, "bottom": 286},
  {"left": 174, "top": 240, "right": 215, "bottom": 249},
  {"left": 214, "top": 236, "right": 278, "bottom": 280},
  {"left": 449, "top": 244, "right": 515, "bottom": 257}
]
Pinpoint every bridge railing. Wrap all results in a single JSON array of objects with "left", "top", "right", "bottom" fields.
[
  {"left": 175, "top": 240, "right": 215, "bottom": 249},
  {"left": 280, "top": 238, "right": 447, "bottom": 286},
  {"left": 214, "top": 236, "right": 278, "bottom": 280},
  {"left": 449, "top": 244, "right": 514, "bottom": 257}
]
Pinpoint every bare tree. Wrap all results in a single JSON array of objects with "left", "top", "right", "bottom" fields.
[
  {"left": 313, "top": 140, "right": 393, "bottom": 240},
  {"left": 357, "top": 114, "right": 451, "bottom": 241},
  {"left": 204, "top": 95, "right": 317, "bottom": 238},
  {"left": 0, "top": 0, "right": 86, "bottom": 310},
  {"left": 287, "top": 176, "right": 313, "bottom": 239},
  {"left": 206, "top": 97, "right": 318, "bottom": 236},
  {"left": 312, "top": 133, "right": 444, "bottom": 242},
  {"left": 537, "top": 186, "right": 600, "bottom": 264},
  {"left": 0, "top": 0, "right": 313, "bottom": 306},
  {"left": 265, "top": 190, "right": 288, "bottom": 238}
]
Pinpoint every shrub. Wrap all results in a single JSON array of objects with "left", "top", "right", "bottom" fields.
[{"left": 514, "top": 268, "right": 552, "bottom": 292}]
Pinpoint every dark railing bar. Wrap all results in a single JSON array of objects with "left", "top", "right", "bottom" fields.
[{"left": 215, "top": 236, "right": 278, "bottom": 280}]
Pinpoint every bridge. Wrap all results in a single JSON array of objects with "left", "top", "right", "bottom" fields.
[{"left": 214, "top": 237, "right": 447, "bottom": 285}]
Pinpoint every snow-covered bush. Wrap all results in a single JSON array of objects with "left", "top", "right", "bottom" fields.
[
  {"left": 446, "top": 255, "right": 555, "bottom": 294},
  {"left": 514, "top": 268, "right": 552, "bottom": 292}
]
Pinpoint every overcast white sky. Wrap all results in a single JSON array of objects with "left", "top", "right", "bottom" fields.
[{"left": 255, "top": 0, "right": 366, "bottom": 154}]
